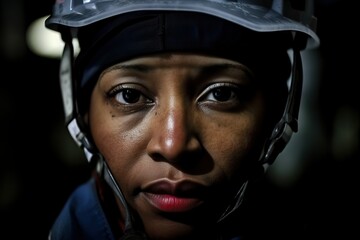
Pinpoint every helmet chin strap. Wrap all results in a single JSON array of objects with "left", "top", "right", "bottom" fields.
[
  {"left": 80, "top": 151, "right": 147, "bottom": 239},
  {"left": 94, "top": 154, "right": 148, "bottom": 239},
  {"left": 260, "top": 45, "right": 303, "bottom": 166}
]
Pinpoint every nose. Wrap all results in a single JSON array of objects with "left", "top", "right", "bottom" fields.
[{"left": 147, "top": 98, "right": 202, "bottom": 164}]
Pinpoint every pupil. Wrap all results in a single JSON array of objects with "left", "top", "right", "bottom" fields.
[
  {"left": 124, "top": 89, "right": 139, "bottom": 103},
  {"left": 214, "top": 88, "right": 231, "bottom": 101}
]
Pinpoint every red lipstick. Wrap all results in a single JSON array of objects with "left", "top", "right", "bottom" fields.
[
  {"left": 144, "top": 193, "right": 202, "bottom": 212},
  {"left": 142, "top": 179, "right": 206, "bottom": 213}
]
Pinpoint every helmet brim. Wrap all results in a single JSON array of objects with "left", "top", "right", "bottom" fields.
[{"left": 45, "top": 0, "right": 319, "bottom": 49}]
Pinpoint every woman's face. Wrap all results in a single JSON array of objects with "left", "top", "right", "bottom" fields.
[{"left": 88, "top": 53, "right": 268, "bottom": 239}]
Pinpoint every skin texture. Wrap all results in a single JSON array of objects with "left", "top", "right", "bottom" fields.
[{"left": 88, "top": 53, "right": 270, "bottom": 239}]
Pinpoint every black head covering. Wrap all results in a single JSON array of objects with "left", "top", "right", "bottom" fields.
[{"left": 75, "top": 11, "right": 292, "bottom": 113}]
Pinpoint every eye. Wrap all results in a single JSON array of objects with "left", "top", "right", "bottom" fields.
[
  {"left": 199, "top": 83, "right": 241, "bottom": 103},
  {"left": 206, "top": 86, "right": 236, "bottom": 102},
  {"left": 116, "top": 88, "right": 141, "bottom": 104},
  {"left": 197, "top": 82, "right": 255, "bottom": 110},
  {"left": 108, "top": 85, "right": 153, "bottom": 105}
]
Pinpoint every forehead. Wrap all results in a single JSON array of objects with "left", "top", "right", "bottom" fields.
[
  {"left": 114, "top": 53, "right": 242, "bottom": 65},
  {"left": 100, "top": 53, "right": 253, "bottom": 76}
]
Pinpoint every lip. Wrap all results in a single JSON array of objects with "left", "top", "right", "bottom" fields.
[{"left": 141, "top": 179, "right": 207, "bottom": 212}]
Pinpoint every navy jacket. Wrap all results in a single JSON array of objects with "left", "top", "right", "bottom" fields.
[{"left": 49, "top": 178, "right": 116, "bottom": 240}]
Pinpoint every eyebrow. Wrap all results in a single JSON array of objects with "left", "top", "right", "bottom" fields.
[
  {"left": 100, "top": 64, "right": 150, "bottom": 77},
  {"left": 103, "top": 62, "right": 251, "bottom": 76},
  {"left": 198, "top": 63, "right": 252, "bottom": 78}
]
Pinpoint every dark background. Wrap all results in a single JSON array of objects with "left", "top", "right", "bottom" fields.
[{"left": 0, "top": 0, "right": 358, "bottom": 239}]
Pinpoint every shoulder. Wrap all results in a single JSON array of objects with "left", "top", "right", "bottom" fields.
[{"left": 48, "top": 177, "right": 115, "bottom": 240}]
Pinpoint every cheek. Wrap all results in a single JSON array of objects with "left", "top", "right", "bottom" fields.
[
  {"left": 203, "top": 111, "right": 266, "bottom": 179},
  {"left": 211, "top": 126, "right": 258, "bottom": 172},
  {"left": 88, "top": 95, "right": 144, "bottom": 182},
  {"left": 90, "top": 115, "right": 144, "bottom": 172}
]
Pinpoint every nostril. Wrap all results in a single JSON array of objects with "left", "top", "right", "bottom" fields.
[
  {"left": 149, "top": 152, "right": 167, "bottom": 162},
  {"left": 149, "top": 147, "right": 213, "bottom": 175}
]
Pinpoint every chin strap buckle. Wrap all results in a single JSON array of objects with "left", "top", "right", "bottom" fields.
[{"left": 67, "top": 118, "right": 94, "bottom": 162}]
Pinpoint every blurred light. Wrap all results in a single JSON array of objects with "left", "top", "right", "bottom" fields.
[{"left": 26, "top": 15, "right": 79, "bottom": 58}]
